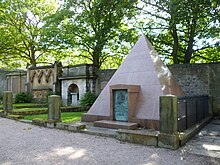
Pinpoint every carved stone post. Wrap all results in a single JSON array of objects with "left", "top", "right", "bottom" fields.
[
  {"left": 3, "top": 91, "right": 13, "bottom": 116},
  {"left": 158, "top": 95, "right": 179, "bottom": 149},
  {"left": 48, "top": 95, "right": 61, "bottom": 123}
]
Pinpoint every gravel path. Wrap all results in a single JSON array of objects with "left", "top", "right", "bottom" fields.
[{"left": 0, "top": 117, "right": 218, "bottom": 165}]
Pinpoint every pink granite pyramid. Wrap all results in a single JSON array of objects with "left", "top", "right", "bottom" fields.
[{"left": 82, "top": 35, "right": 185, "bottom": 128}]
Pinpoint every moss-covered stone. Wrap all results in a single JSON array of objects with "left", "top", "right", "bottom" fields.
[
  {"left": 116, "top": 129, "right": 158, "bottom": 146},
  {"left": 7, "top": 114, "right": 24, "bottom": 120},
  {"left": 158, "top": 133, "right": 179, "bottom": 150}
]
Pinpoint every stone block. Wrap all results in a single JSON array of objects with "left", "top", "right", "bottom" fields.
[
  {"left": 3, "top": 91, "right": 13, "bottom": 115},
  {"left": 32, "top": 119, "right": 47, "bottom": 127},
  {"left": 94, "top": 120, "right": 138, "bottom": 130},
  {"left": 48, "top": 95, "right": 61, "bottom": 122},
  {"left": 56, "top": 122, "right": 64, "bottom": 129},
  {"left": 116, "top": 129, "right": 158, "bottom": 146},
  {"left": 47, "top": 123, "right": 55, "bottom": 128},
  {"left": 56, "top": 122, "right": 69, "bottom": 130},
  {"left": 160, "top": 95, "right": 178, "bottom": 134},
  {"left": 68, "top": 123, "right": 86, "bottom": 131},
  {"left": 158, "top": 133, "right": 179, "bottom": 150}
]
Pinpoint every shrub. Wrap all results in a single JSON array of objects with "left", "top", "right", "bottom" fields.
[
  {"left": 15, "top": 92, "right": 32, "bottom": 103},
  {"left": 80, "top": 91, "right": 97, "bottom": 107}
]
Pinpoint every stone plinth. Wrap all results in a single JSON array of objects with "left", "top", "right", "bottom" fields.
[
  {"left": 3, "top": 91, "right": 13, "bottom": 115},
  {"left": 158, "top": 95, "right": 179, "bottom": 149},
  {"left": 116, "top": 129, "right": 158, "bottom": 146},
  {"left": 94, "top": 120, "right": 138, "bottom": 130},
  {"left": 48, "top": 95, "right": 61, "bottom": 123}
]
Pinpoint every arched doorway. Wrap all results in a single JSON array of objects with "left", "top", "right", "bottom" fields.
[{"left": 67, "top": 84, "right": 79, "bottom": 105}]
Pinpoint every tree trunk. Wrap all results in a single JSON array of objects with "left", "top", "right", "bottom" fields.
[
  {"left": 170, "top": 24, "right": 179, "bottom": 64},
  {"left": 92, "top": 51, "right": 100, "bottom": 69},
  {"left": 30, "top": 45, "right": 36, "bottom": 67},
  {"left": 184, "top": 18, "right": 196, "bottom": 64}
]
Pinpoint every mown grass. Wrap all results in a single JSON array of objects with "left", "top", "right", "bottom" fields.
[
  {"left": 13, "top": 107, "right": 47, "bottom": 112},
  {"left": 14, "top": 103, "right": 47, "bottom": 108},
  {"left": 23, "top": 112, "right": 86, "bottom": 123},
  {"left": 0, "top": 103, "right": 46, "bottom": 109}
]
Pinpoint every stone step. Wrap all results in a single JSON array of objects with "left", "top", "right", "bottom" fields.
[
  {"left": 81, "top": 126, "right": 117, "bottom": 138},
  {"left": 94, "top": 120, "right": 138, "bottom": 130}
]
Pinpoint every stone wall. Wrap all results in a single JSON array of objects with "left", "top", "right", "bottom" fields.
[
  {"left": 169, "top": 63, "right": 220, "bottom": 115},
  {"left": 0, "top": 69, "right": 8, "bottom": 98},
  {"left": 98, "top": 69, "right": 116, "bottom": 91},
  {"left": 168, "top": 64, "right": 209, "bottom": 96},
  {"left": 7, "top": 71, "right": 27, "bottom": 95},
  {"left": 205, "top": 63, "right": 220, "bottom": 116},
  {"left": 0, "top": 69, "right": 27, "bottom": 98}
]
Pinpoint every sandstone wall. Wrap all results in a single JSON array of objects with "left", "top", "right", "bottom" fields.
[{"left": 169, "top": 63, "right": 220, "bottom": 115}]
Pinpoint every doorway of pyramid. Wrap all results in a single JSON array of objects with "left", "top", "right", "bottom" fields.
[{"left": 113, "top": 89, "right": 128, "bottom": 121}]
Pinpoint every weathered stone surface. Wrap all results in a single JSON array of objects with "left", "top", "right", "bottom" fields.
[
  {"left": 48, "top": 95, "right": 61, "bottom": 122},
  {"left": 169, "top": 63, "right": 220, "bottom": 116},
  {"left": 0, "top": 70, "right": 9, "bottom": 96},
  {"left": 47, "top": 123, "right": 55, "bottom": 128},
  {"left": 159, "top": 95, "right": 178, "bottom": 134},
  {"left": 55, "top": 122, "right": 69, "bottom": 130},
  {"left": 55, "top": 122, "right": 63, "bottom": 129},
  {"left": 32, "top": 119, "right": 47, "bottom": 127},
  {"left": 3, "top": 91, "right": 13, "bottom": 115},
  {"left": 68, "top": 123, "right": 86, "bottom": 131},
  {"left": 116, "top": 129, "right": 158, "bottom": 146},
  {"left": 158, "top": 96, "right": 179, "bottom": 149},
  {"left": 94, "top": 120, "right": 138, "bottom": 130},
  {"left": 158, "top": 133, "right": 179, "bottom": 150}
]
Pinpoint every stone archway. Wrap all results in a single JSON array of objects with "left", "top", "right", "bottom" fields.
[{"left": 67, "top": 84, "right": 79, "bottom": 106}]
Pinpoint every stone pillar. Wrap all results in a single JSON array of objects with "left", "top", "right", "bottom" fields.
[
  {"left": 3, "top": 91, "right": 13, "bottom": 116},
  {"left": 158, "top": 95, "right": 179, "bottom": 149},
  {"left": 48, "top": 95, "right": 61, "bottom": 123}
]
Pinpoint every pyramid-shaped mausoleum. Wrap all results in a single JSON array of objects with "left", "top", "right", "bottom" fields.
[{"left": 82, "top": 35, "right": 185, "bottom": 129}]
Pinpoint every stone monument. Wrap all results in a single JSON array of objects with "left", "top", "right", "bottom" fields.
[
  {"left": 3, "top": 91, "right": 13, "bottom": 116},
  {"left": 47, "top": 95, "right": 61, "bottom": 124},
  {"left": 82, "top": 34, "right": 185, "bottom": 129}
]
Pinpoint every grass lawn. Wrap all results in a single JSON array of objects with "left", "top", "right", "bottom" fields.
[
  {"left": 0, "top": 103, "right": 46, "bottom": 109},
  {"left": 23, "top": 111, "right": 86, "bottom": 123},
  {"left": 13, "top": 107, "right": 47, "bottom": 112},
  {"left": 13, "top": 103, "right": 47, "bottom": 108}
]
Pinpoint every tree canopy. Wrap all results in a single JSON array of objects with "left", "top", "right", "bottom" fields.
[
  {"left": 139, "top": 0, "right": 220, "bottom": 64},
  {"left": 0, "top": 0, "right": 58, "bottom": 69},
  {"left": 44, "top": 0, "right": 138, "bottom": 69},
  {"left": 0, "top": 0, "right": 219, "bottom": 69}
]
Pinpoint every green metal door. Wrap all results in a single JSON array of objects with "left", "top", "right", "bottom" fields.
[{"left": 113, "top": 90, "right": 128, "bottom": 121}]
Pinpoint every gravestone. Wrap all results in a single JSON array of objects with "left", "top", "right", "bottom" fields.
[
  {"left": 48, "top": 95, "right": 61, "bottom": 123},
  {"left": 3, "top": 91, "right": 13, "bottom": 116}
]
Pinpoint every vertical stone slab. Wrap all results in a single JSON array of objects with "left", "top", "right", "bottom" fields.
[
  {"left": 158, "top": 95, "right": 179, "bottom": 149},
  {"left": 3, "top": 91, "right": 13, "bottom": 116},
  {"left": 48, "top": 95, "right": 61, "bottom": 123}
]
